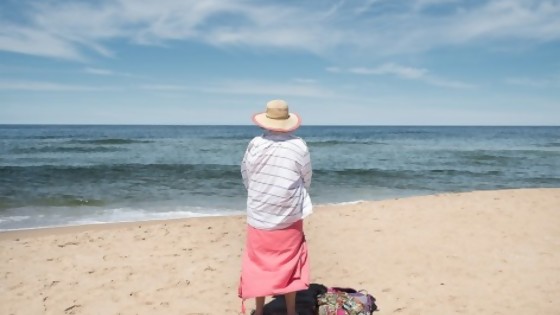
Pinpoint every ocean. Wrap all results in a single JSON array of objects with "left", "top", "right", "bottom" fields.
[{"left": 0, "top": 125, "right": 559, "bottom": 231}]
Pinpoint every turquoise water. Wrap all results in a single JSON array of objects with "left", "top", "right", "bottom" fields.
[{"left": 1, "top": 125, "right": 559, "bottom": 230}]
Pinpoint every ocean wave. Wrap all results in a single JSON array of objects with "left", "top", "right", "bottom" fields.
[
  {"left": 0, "top": 164, "right": 507, "bottom": 184},
  {"left": 525, "top": 176, "right": 560, "bottom": 184},
  {"left": 11, "top": 146, "right": 123, "bottom": 154},
  {"left": 463, "top": 152, "right": 509, "bottom": 161},
  {"left": 25, "top": 135, "right": 63, "bottom": 140},
  {"left": 307, "top": 140, "right": 387, "bottom": 146},
  {"left": 0, "top": 163, "right": 242, "bottom": 186},
  {"left": 69, "top": 138, "right": 151, "bottom": 145},
  {"left": 457, "top": 149, "right": 559, "bottom": 164},
  {"left": 0, "top": 215, "right": 30, "bottom": 223},
  {"left": 428, "top": 169, "right": 502, "bottom": 175},
  {"left": 0, "top": 206, "right": 244, "bottom": 231},
  {"left": 316, "top": 168, "right": 502, "bottom": 179},
  {"left": 321, "top": 200, "right": 366, "bottom": 206},
  {"left": 205, "top": 136, "right": 253, "bottom": 140},
  {"left": 0, "top": 195, "right": 105, "bottom": 210},
  {"left": 315, "top": 168, "right": 413, "bottom": 179},
  {"left": 539, "top": 142, "right": 560, "bottom": 148}
]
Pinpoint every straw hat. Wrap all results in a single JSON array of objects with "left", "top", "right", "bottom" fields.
[{"left": 252, "top": 100, "right": 301, "bottom": 132}]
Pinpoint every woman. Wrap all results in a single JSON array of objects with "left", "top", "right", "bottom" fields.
[{"left": 239, "top": 100, "right": 313, "bottom": 315}]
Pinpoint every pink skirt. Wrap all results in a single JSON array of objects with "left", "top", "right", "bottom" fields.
[{"left": 238, "top": 220, "right": 309, "bottom": 299}]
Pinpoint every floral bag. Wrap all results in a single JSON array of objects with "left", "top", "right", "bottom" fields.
[{"left": 317, "top": 287, "right": 377, "bottom": 315}]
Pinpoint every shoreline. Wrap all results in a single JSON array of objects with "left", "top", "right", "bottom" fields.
[
  {"left": 0, "top": 190, "right": 421, "bottom": 234},
  {"left": 0, "top": 188, "right": 531, "bottom": 234},
  {"left": 1, "top": 188, "right": 559, "bottom": 314},
  {"left": 0, "top": 213, "right": 245, "bottom": 239}
]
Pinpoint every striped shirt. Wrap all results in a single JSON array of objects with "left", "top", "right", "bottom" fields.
[{"left": 241, "top": 132, "right": 312, "bottom": 230}]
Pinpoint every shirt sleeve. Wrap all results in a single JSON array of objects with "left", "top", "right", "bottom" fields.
[{"left": 301, "top": 145, "right": 312, "bottom": 190}]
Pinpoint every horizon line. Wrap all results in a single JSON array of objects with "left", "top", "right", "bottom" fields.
[{"left": 0, "top": 123, "right": 558, "bottom": 127}]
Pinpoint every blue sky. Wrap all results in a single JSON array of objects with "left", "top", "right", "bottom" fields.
[{"left": 0, "top": 0, "right": 559, "bottom": 125}]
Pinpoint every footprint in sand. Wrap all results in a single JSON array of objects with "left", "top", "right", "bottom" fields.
[
  {"left": 64, "top": 304, "right": 81, "bottom": 314},
  {"left": 57, "top": 242, "right": 80, "bottom": 248}
]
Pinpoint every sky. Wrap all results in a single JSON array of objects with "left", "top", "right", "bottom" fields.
[{"left": 0, "top": 0, "right": 559, "bottom": 125}]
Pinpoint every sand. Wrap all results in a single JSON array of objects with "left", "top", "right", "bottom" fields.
[{"left": 1, "top": 188, "right": 559, "bottom": 315}]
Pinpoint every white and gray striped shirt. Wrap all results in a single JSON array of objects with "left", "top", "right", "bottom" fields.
[{"left": 241, "top": 132, "right": 312, "bottom": 230}]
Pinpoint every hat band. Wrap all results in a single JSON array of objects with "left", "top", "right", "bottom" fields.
[
  {"left": 266, "top": 108, "right": 289, "bottom": 120},
  {"left": 266, "top": 114, "right": 291, "bottom": 120}
]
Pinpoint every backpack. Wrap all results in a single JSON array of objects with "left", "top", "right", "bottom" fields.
[
  {"left": 261, "top": 283, "right": 328, "bottom": 315},
  {"left": 317, "top": 287, "right": 377, "bottom": 315}
]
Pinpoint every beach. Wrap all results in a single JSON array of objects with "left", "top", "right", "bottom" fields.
[{"left": 1, "top": 188, "right": 559, "bottom": 314}]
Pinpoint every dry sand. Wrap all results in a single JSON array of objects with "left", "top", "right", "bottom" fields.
[{"left": 1, "top": 188, "right": 559, "bottom": 315}]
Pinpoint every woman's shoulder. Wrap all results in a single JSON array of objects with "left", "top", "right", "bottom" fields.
[{"left": 284, "top": 136, "right": 309, "bottom": 152}]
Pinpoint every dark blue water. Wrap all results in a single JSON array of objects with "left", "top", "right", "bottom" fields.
[{"left": 1, "top": 125, "right": 559, "bottom": 230}]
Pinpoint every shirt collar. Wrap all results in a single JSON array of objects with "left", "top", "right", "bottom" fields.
[{"left": 263, "top": 131, "right": 293, "bottom": 140}]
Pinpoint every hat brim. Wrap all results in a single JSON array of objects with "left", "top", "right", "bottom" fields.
[{"left": 252, "top": 112, "right": 301, "bottom": 132}]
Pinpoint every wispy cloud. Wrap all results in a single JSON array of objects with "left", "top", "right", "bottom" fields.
[
  {"left": 140, "top": 84, "right": 189, "bottom": 92},
  {"left": 332, "top": 63, "right": 475, "bottom": 89},
  {"left": 326, "top": 67, "right": 342, "bottom": 73},
  {"left": 412, "top": 0, "right": 458, "bottom": 10},
  {"left": 506, "top": 76, "right": 560, "bottom": 88},
  {"left": 0, "top": 0, "right": 558, "bottom": 61},
  {"left": 0, "top": 25, "right": 83, "bottom": 60},
  {"left": 84, "top": 67, "right": 114, "bottom": 76},
  {"left": 0, "top": 80, "right": 118, "bottom": 91},
  {"left": 292, "top": 78, "right": 317, "bottom": 84},
  {"left": 354, "top": 0, "right": 382, "bottom": 15},
  {"left": 142, "top": 80, "right": 334, "bottom": 97},
  {"left": 349, "top": 64, "right": 428, "bottom": 79},
  {"left": 83, "top": 67, "right": 144, "bottom": 79},
  {"left": 0, "top": 78, "right": 333, "bottom": 96}
]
